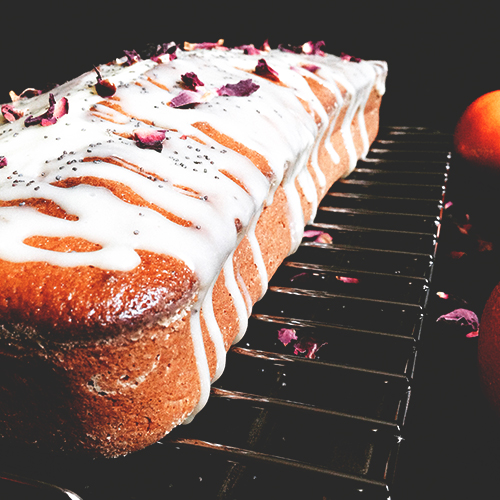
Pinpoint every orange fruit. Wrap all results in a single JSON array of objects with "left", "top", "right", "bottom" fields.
[
  {"left": 479, "top": 282, "right": 500, "bottom": 415},
  {"left": 454, "top": 90, "right": 500, "bottom": 170}
]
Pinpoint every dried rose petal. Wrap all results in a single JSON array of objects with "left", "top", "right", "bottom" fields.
[
  {"left": 151, "top": 42, "right": 178, "bottom": 62},
  {"left": 336, "top": 276, "right": 360, "bottom": 284},
  {"left": 236, "top": 44, "right": 261, "bottom": 55},
  {"left": 123, "top": 49, "right": 141, "bottom": 66},
  {"left": 444, "top": 201, "right": 453, "bottom": 209},
  {"left": 254, "top": 59, "right": 280, "bottom": 82},
  {"left": 0, "top": 156, "right": 7, "bottom": 168},
  {"left": 301, "top": 63, "right": 321, "bottom": 73},
  {"left": 278, "top": 328, "right": 298, "bottom": 346},
  {"left": 169, "top": 90, "right": 203, "bottom": 108},
  {"left": 181, "top": 72, "right": 204, "bottom": 91},
  {"left": 94, "top": 67, "right": 116, "bottom": 97},
  {"left": 260, "top": 40, "right": 271, "bottom": 52},
  {"left": 9, "top": 88, "right": 42, "bottom": 101},
  {"left": 436, "top": 291, "right": 449, "bottom": 299},
  {"left": 450, "top": 251, "right": 466, "bottom": 259},
  {"left": 184, "top": 39, "right": 227, "bottom": 51},
  {"left": 278, "top": 43, "right": 303, "bottom": 54},
  {"left": 294, "top": 337, "right": 328, "bottom": 359},
  {"left": 466, "top": 331, "right": 479, "bottom": 338},
  {"left": 478, "top": 239, "right": 493, "bottom": 252},
  {"left": 437, "top": 308, "right": 479, "bottom": 335},
  {"left": 340, "top": 52, "right": 362, "bottom": 63},
  {"left": 24, "top": 94, "right": 68, "bottom": 127},
  {"left": 302, "top": 41, "right": 326, "bottom": 56},
  {"left": 1, "top": 104, "right": 23, "bottom": 122},
  {"left": 217, "top": 79, "right": 260, "bottom": 97},
  {"left": 133, "top": 128, "right": 166, "bottom": 152},
  {"left": 53, "top": 96, "right": 68, "bottom": 119},
  {"left": 303, "top": 230, "right": 332, "bottom": 244}
]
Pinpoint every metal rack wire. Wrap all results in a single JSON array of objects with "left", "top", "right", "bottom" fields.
[{"left": 0, "top": 125, "right": 451, "bottom": 500}]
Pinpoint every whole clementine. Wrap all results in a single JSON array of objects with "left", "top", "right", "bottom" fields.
[
  {"left": 479, "top": 282, "right": 500, "bottom": 416},
  {"left": 454, "top": 90, "right": 500, "bottom": 170}
]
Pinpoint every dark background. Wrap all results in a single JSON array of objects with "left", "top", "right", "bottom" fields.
[
  {"left": 0, "top": 1, "right": 498, "bottom": 133},
  {"left": 2, "top": 2, "right": 500, "bottom": 498}
]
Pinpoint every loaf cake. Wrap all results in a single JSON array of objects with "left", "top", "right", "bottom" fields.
[{"left": 0, "top": 40, "right": 387, "bottom": 457}]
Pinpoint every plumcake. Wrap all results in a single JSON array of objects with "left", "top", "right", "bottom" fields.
[{"left": 0, "top": 40, "right": 387, "bottom": 457}]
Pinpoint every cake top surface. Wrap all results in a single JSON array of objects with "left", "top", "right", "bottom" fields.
[{"left": 0, "top": 41, "right": 387, "bottom": 339}]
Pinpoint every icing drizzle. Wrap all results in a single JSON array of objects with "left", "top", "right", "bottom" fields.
[{"left": 0, "top": 44, "right": 387, "bottom": 423}]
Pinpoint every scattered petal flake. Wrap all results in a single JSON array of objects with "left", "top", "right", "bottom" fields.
[
  {"left": 9, "top": 88, "right": 42, "bottom": 102},
  {"left": 340, "top": 52, "right": 362, "bottom": 63},
  {"left": 303, "top": 230, "right": 332, "bottom": 244},
  {"left": 302, "top": 41, "right": 326, "bottom": 56},
  {"left": 235, "top": 44, "right": 262, "bottom": 55},
  {"left": 478, "top": 239, "right": 494, "bottom": 252},
  {"left": 437, "top": 291, "right": 449, "bottom": 299},
  {"left": 336, "top": 276, "right": 360, "bottom": 284},
  {"left": 217, "top": 79, "right": 260, "bottom": 97},
  {"left": 254, "top": 59, "right": 280, "bottom": 82},
  {"left": 0, "top": 156, "right": 7, "bottom": 168},
  {"left": 294, "top": 337, "right": 328, "bottom": 359},
  {"left": 94, "top": 67, "right": 116, "bottom": 98},
  {"left": 133, "top": 129, "right": 166, "bottom": 152},
  {"left": 278, "top": 43, "right": 303, "bottom": 54},
  {"left": 444, "top": 201, "right": 453, "bottom": 209},
  {"left": 169, "top": 90, "right": 203, "bottom": 108},
  {"left": 24, "top": 94, "right": 68, "bottom": 127},
  {"left": 278, "top": 41, "right": 325, "bottom": 55},
  {"left": 466, "top": 330, "right": 479, "bottom": 338},
  {"left": 260, "top": 39, "right": 271, "bottom": 52},
  {"left": 181, "top": 72, "right": 204, "bottom": 91},
  {"left": 122, "top": 49, "right": 141, "bottom": 66},
  {"left": 184, "top": 39, "right": 227, "bottom": 51},
  {"left": 301, "top": 63, "right": 321, "bottom": 73},
  {"left": 1, "top": 104, "right": 23, "bottom": 122},
  {"left": 450, "top": 251, "right": 466, "bottom": 259},
  {"left": 437, "top": 308, "right": 480, "bottom": 336},
  {"left": 278, "top": 328, "right": 298, "bottom": 346},
  {"left": 151, "top": 42, "right": 178, "bottom": 62}
]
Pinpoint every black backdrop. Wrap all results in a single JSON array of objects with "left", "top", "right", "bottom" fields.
[{"left": 0, "top": 1, "right": 498, "bottom": 133}]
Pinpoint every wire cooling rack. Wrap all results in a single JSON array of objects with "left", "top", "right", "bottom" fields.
[{"left": 0, "top": 125, "right": 451, "bottom": 499}]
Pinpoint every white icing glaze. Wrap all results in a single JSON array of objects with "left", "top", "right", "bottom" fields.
[{"left": 0, "top": 44, "right": 387, "bottom": 423}]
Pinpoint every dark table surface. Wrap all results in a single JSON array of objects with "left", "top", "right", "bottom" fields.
[{"left": 2, "top": 3, "right": 500, "bottom": 498}]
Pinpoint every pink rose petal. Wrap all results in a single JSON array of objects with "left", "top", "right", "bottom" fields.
[
  {"left": 254, "top": 59, "right": 280, "bottom": 82},
  {"left": 151, "top": 42, "right": 178, "bottom": 62},
  {"left": 123, "top": 49, "right": 141, "bottom": 66},
  {"left": 184, "top": 39, "right": 227, "bottom": 51},
  {"left": 336, "top": 276, "right": 360, "bottom": 284},
  {"left": 169, "top": 90, "right": 203, "bottom": 108},
  {"left": 1, "top": 104, "right": 23, "bottom": 122},
  {"left": 24, "top": 94, "right": 68, "bottom": 127},
  {"left": 181, "top": 72, "right": 204, "bottom": 91},
  {"left": 293, "top": 337, "right": 328, "bottom": 359},
  {"left": 302, "top": 41, "right": 326, "bottom": 56},
  {"left": 437, "top": 308, "right": 479, "bottom": 336},
  {"left": 278, "top": 328, "right": 298, "bottom": 346},
  {"left": 466, "top": 331, "right": 479, "bottom": 338},
  {"left": 235, "top": 44, "right": 262, "bottom": 55},
  {"left": 303, "top": 230, "right": 332, "bottom": 244},
  {"left": 9, "top": 88, "right": 42, "bottom": 101},
  {"left": 0, "top": 156, "right": 7, "bottom": 168},
  {"left": 260, "top": 40, "right": 271, "bottom": 52},
  {"left": 217, "top": 79, "right": 260, "bottom": 97},
  {"left": 133, "top": 128, "right": 166, "bottom": 152},
  {"left": 340, "top": 52, "right": 362, "bottom": 63}
]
